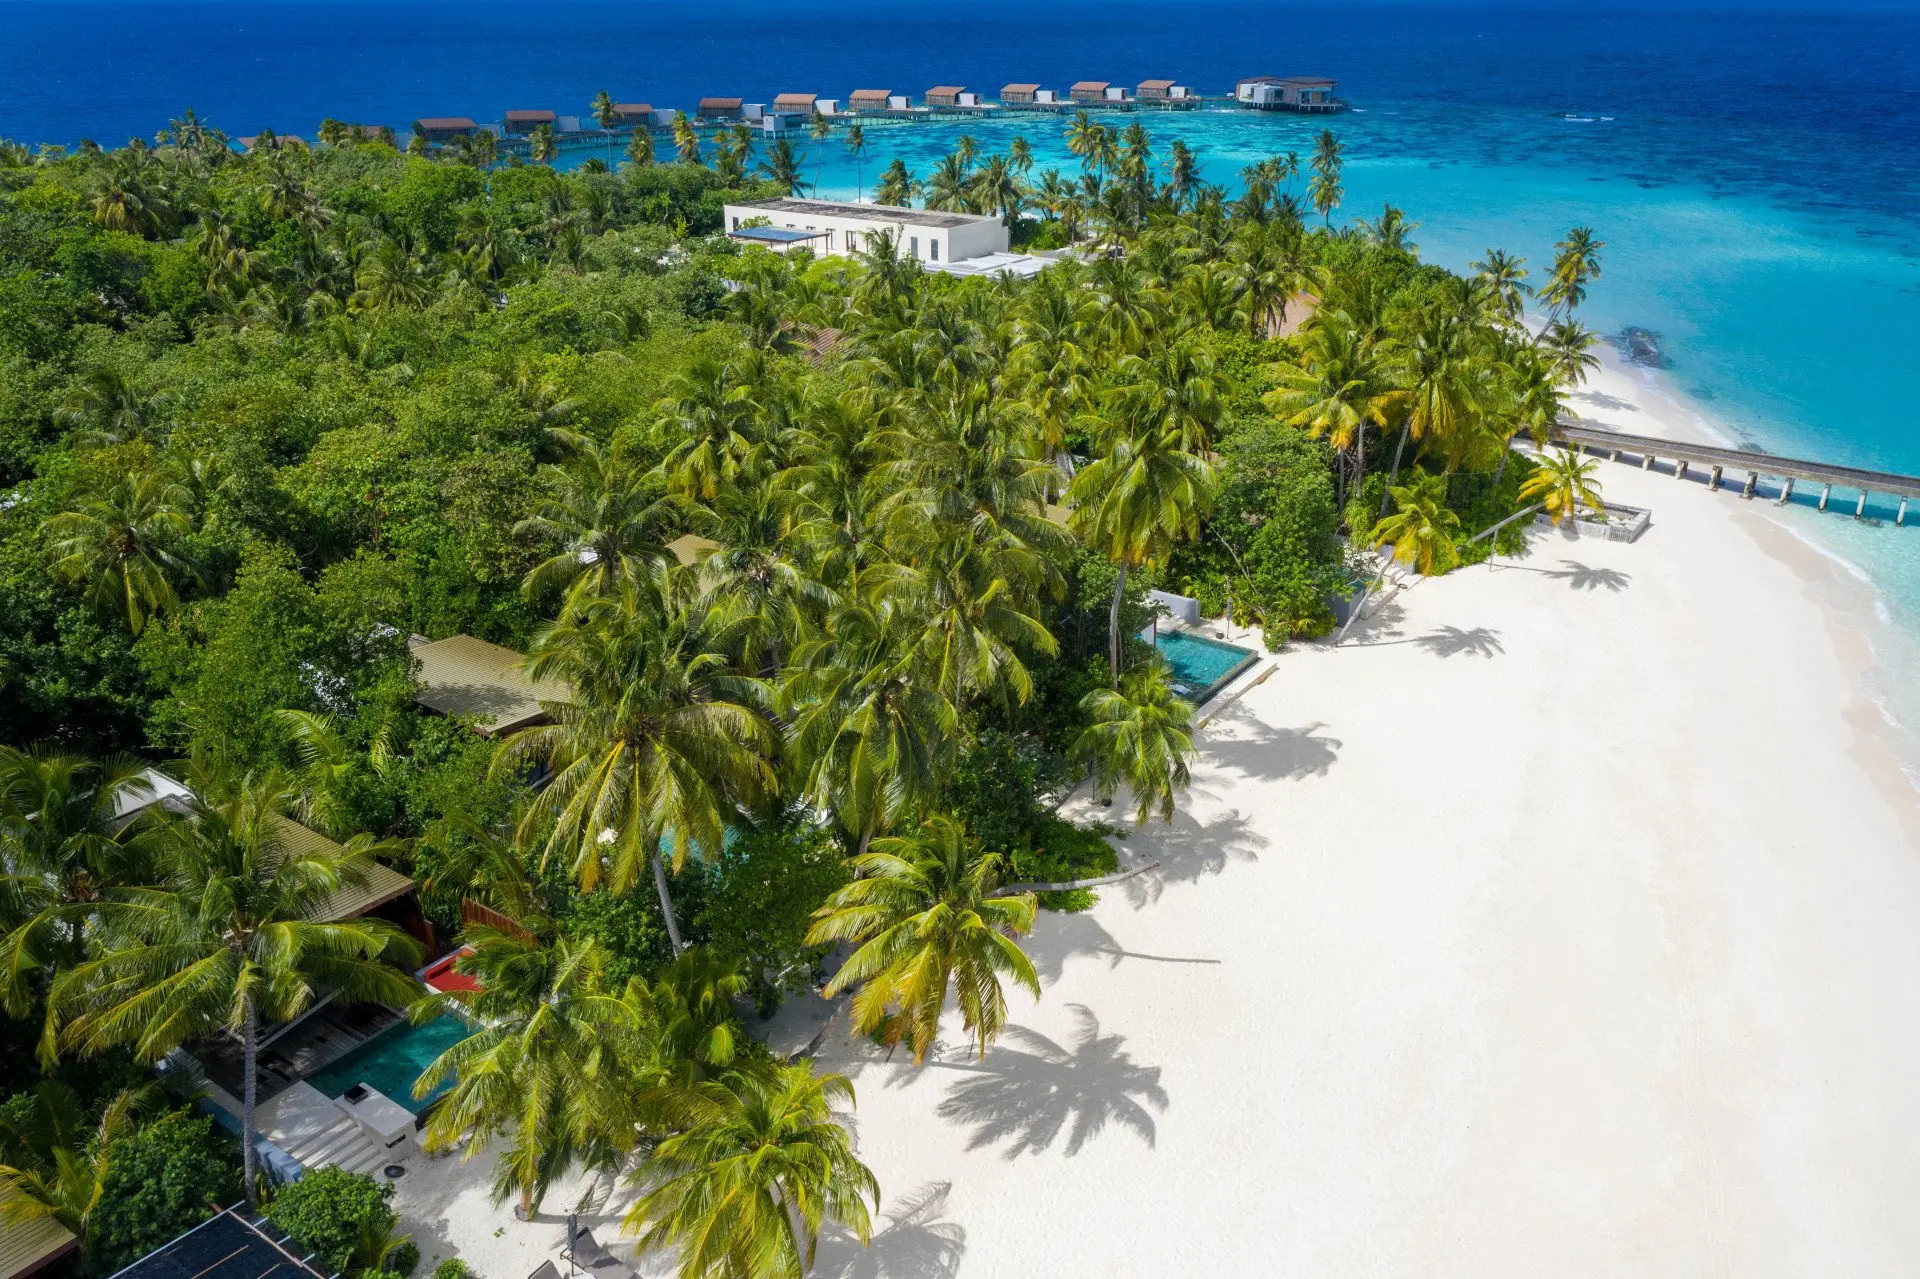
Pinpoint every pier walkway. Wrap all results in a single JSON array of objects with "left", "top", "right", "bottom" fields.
[{"left": 1552, "top": 423, "right": 1920, "bottom": 525}]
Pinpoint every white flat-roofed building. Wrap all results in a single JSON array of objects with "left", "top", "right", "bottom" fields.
[{"left": 723, "top": 196, "right": 1009, "bottom": 266}]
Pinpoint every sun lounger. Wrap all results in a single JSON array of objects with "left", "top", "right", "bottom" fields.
[
  {"left": 528, "top": 1261, "right": 562, "bottom": 1279},
  {"left": 562, "top": 1230, "right": 632, "bottom": 1279}
]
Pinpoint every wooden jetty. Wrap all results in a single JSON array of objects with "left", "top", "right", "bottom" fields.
[{"left": 1552, "top": 423, "right": 1920, "bottom": 525}]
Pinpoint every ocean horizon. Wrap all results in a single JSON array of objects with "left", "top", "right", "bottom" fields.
[{"left": 6, "top": 0, "right": 1920, "bottom": 757}]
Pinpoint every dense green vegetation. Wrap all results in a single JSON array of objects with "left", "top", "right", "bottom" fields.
[{"left": 2, "top": 107, "right": 1602, "bottom": 1277}]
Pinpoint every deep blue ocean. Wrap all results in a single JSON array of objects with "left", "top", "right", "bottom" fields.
[{"left": 5, "top": 0, "right": 1920, "bottom": 753}]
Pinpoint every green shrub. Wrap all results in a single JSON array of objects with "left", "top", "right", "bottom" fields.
[
  {"left": 389, "top": 1239, "right": 420, "bottom": 1276},
  {"left": 266, "top": 1167, "right": 396, "bottom": 1273},
  {"left": 89, "top": 1111, "right": 242, "bottom": 1273},
  {"left": 433, "top": 1260, "right": 476, "bottom": 1279}
]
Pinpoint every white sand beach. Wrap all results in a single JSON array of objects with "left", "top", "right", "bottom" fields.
[{"left": 392, "top": 353, "right": 1920, "bottom": 1278}]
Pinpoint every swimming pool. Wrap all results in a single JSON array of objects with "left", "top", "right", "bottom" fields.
[
  {"left": 1154, "top": 630, "right": 1258, "bottom": 704},
  {"left": 304, "top": 1015, "right": 474, "bottom": 1112}
]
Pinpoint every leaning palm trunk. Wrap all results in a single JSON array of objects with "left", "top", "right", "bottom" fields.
[
  {"left": 1108, "top": 561, "right": 1129, "bottom": 686},
  {"left": 1379, "top": 424, "right": 1412, "bottom": 518},
  {"left": 652, "top": 853, "right": 685, "bottom": 955},
  {"left": 242, "top": 999, "right": 259, "bottom": 1204}
]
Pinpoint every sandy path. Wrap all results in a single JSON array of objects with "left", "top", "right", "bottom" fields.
[{"left": 806, "top": 374, "right": 1920, "bottom": 1276}]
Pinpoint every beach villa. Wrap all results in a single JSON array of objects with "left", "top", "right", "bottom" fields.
[
  {"left": 723, "top": 195, "right": 1050, "bottom": 269},
  {"left": 502, "top": 109, "right": 555, "bottom": 135}
]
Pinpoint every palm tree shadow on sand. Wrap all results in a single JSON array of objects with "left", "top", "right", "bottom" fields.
[
  {"left": 1412, "top": 625, "right": 1504, "bottom": 658},
  {"left": 1199, "top": 716, "right": 1344, "bottom": 782},
  {"left": 1108, "top": 806, "right": 1267, "bottom": 908},
  {"left": 1546, "top": 559, "right": 1632, "bottom": 592},
  {"left": 928, "top": 1005, "right": 1168, "bottom": 1159},
  {"left": 816, "top": 1180, "right": 967, "bottom": 1279}
]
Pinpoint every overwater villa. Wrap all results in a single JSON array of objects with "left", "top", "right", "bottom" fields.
[
  {"left": 697, "top": 96, "right": 744, "bottom": 121},
  {"left": 1136, "top": 78, "right": 1192, "bottom": 102},
  {"left": 1237, "top": 74, "right": 1341, "bottom": 112},
  {"left": 847, "top": 88, "right": 893, "bottom": 113},
  {"left": 925, "top": 85, "right": 981, "bottom": 108},
  {"left": 1000, "top": 82, "right": 1051, "bottom": 105},
  {"left": 412, "top": 115, "right": 476, "bottom": 141},
  {"left": 502, "top": 109, "right": 555, "bottom": 135},
  {"left": 773, "top": 91, "right": 819, "bottom": 114},
  {"left": 610, "top": 102, "right": 654, "bottom": 127}
]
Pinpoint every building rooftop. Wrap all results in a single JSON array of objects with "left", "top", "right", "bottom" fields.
[
  {"left": 0, "top": 1185, "right": 78, "bottom": 1279},
  {"left": 409, "top": 634, "right": 568, "bottom": 736},
  {"left": 612, "top": 102, "right": 652, "bottom": 115},
  {"left": 849, "top": 89, "right": 892, "bottom": 101},
  {"left": 773, "top": 92, "right": 817, "bottom": 106},
  {"left": 1139, "top": 79, "right": 1177, "bottom": 89},
  {"left": 277, "top": 817, "right": 415, "bottom": 922},
  {"left": 1279, "top": 75, "right": 1337, "bottom": 86},
  {"left": 731, "top": 226, "right": 830, "bottom": 245},
  {"left": 927, "top": 85, "right": 966, "bottom": 96},
  {"left": 414, "top": 116, "right": 477, "bottom": 129},
  {"left": 504, "top": 109, "right": 556, "bottom": 121},
  {"left": 729, "top": 196, "right": 997, "bottom": 230},
  {"left": 1071, "top": 80, "right": 1109, "bottom": 91},
  {"left": 1237, "top": 74, "right": 1282, "bottom": 85},
  {"left": 699, "top": 96, "right": 743, "bottom": 109},
  {"left": 106, "top": 1207, "right": 329, "bottom": 1279},
  {"left": 1001, "top": 83, "right": 1041, "bottom": 93},
  {"left": 930, "top": 250, "right": 1053, "bottom": 279}
]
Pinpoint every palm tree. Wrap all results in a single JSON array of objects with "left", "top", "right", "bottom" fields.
[
  {"left": 415, "top": 930, "right": 637, "bottom": 1219},
  {"left": 496, "top": 581, "right": 776, "bottom": 953},
  {"left": 1540, "top": 319, "right": 1600, "bottom": 388},
  {"left": 55, "top": 368, "right": 164, "bottom": 448},
  {"left": 1519, "top": 447, "right": 1604, "bottom": 525},
  {"left": 515, "top": 430, "right": 676, "bottom": 604},
  {"left": 1064, "top": 111, "right": 1105, "bottom": 176},
  {"left": 807, "top": 112, "right": 832, "bottom": 192},
  {"left": 762, "top": 138, "right": 803, "bottom": 193},
  {"left": 623, "top": 946, "right": 748, "bottom": 1087},
  {"left": 1370, "top": 472, "right": 1460, "bottom": 575},
  {"left": 1380, "top": 302, "right": 1481, "bottom": 512},
  {"left": 591, "top": 90, "right": 618, "bottom": 165},
  {"left": 923, "top": 153, "right": 971, "bottom": 213},
  {"left": 807, "top": 814, "right": 1039, "bottom": 1063},
  {"left": 1264, "top": 315, "right": 1399, "bottom": 505},
  {"left": 1308, "top": 128, "right": 1344, "bottom": 227},
  {"left": 623, "top": 1063, "right": 878, "bottom": 1278},
  {"left": 0, "top": 1080, "right": 166, "bottom": 1239},
  {"left": 1009, "top": 134, "right": 1033, "bottom": 176},
  {"left": 48, "top": 769, "right": 423, "bottom": 1202},
  {"left": 626, "top": 127, "right": 655, "bottom": 167},
  {"left": 671, "top": 111, "right": 702, "bottom": 166},
  {"left": 656, "top": 357, "right": 763, "bottom": 502},
  {"left": 1471, "top": 249, "right": 1532, "bottom": 325},
  {"left": 1359, "top": 203, "right": 1419, "bottom": 255},
  {"left": 1541, "top": 225, "right": 1604, "bottom": 318},
  {"left": 844, "top": 124, "right": 867, "bottom": 200},
  {"left": 0, "top": 748, "right": 157, "bottom": 1016},
  {"left": 1068, "top": 412, "right": 1214, "bottom": 683},
  {"left": 42, "top": 465, "right": 198, "bottom": 635},
  {"left": 529, "top": 123, "right": 558, "bottom": 165},
  {"left": 1073, "top": 656, "right": 1197, "bottom": 823},
  {"left": 874, "top": 158, "right": 916, "bottom": 208}
]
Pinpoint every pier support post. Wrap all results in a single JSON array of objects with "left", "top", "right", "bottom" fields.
[
  {"left": 1610, "top": 449, "right": 1621, "bottom": 462},
  {"left": 1742, "top": 471, "right": 1758, "bottom": 499},
  {"left": 1900, "top": 497, "right": 1909, "bottom": 526},
  {"left": 1819, "top": 483, "right": 1832, "bottom": 512},
  {"left": 1642, "top": 453, "right": 1654, "bottom": 471},
  {"left": 1856, "top": 490, "right": 1869, "bottom": 519},
  {"left": 1778, "top": 477, "right": 1794, "bottom": 505},
  {"left": 1708, "top": 465, "right": 1723, "bottom": 492},
  {"left": 1676, "top": 461, "right": 1689, "bottom": 481}
]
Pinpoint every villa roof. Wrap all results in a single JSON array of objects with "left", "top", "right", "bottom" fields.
[
  {"left": 926, "top": 85, "right": 966, "bottom": 96},
  {"left": 504, "top": 109, "right": 556, "bottom": 122},
  {"left": 1279, "top": 75, "right": 1337, "bottom": 86},
  {"left": 414, "top": 116, "right": 476, "bottom": 130},
  {"left": 409, "top": 633, "right": 568, "bottom": 737},
  {"left": 1001, "top": 83, "right": 1040, "bottom": 93},
  {"left": 668, "top": 533, "right": 722, "bottom": 566},
  {"left": 729, "top": 195, "right": 994, "bottom": 230},
  {"left": 699, "top": 96, "right": 743, "bottom": 109},
  {"left": 773, "top": 92, "right": 817, "bottom": 108},
  {"left": 107, "top": 1207, "right": 327, "bottom": 1279},
  {"left": 1139, "top": 79, "right": 1177, "bottom": 89},
  {"left": 612, "top": 102, "right": 653, "bottom": 116},
  {"left": 1237, "top": 74, "right": 1282, "bottom": 85},
  {"left": 0, "top": 1186, "right": 77, "bottom": 1279},
  {"left": 1071, "top": 80, "right": 1109, "bottom": 91},
  {"left": 278, "top": 818, "right": 416, "bottom": 922},
  {"left": 848, "top": 88, "right": 892, "bottom": 102}
]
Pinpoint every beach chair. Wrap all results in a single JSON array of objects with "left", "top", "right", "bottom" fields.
[
  {"left": 528, "top": 1263, "right": 562, "bottom": 1279},
  {"left": 561, "top": 1230, "right": 633, "bottom": 1279}
]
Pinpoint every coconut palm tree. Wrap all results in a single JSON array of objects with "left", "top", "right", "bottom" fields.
[
  {"left": 1068, "top": 410, "right": 1214, "bottom": 683},
  {"left": 48, "top": 769, "right": 423, "bottom": 1202},
  {"left": 844, "top": 124, "right": 867, "bottom": 200},
  {"left": 622, "top": 945, "right": 748, "bottom": 1087},
  {"left": 1471, "top": 249, "right": 1532, "bottom": 325},
  {"left": 1540, "top": 318, "right": 1600, "bottom": 388},
  {"left": 1370, "top": 472, "right": 1460, "bottom": 575},
  {"left": 923, "top": 153, "right": 971, "bottom": 213},
  {"left": 625, "top": 127, "right": 655, "bottom": 168},
  {"left": 656, "top": 357, "right": 764, "bottom": 502},
  {"left": 42, "top": 465, "right": 198, "bottom": 635},
  {"left": 807, "top": 814, "right": 1039, "bottom": 1063},
  {"left": 671, "top": 111, "right": 702, "bottom": 166},
  {"left": 1359, "top": 203, "right": 1419, "bottom": 255},
  {"left": 1009, "top": 134, "right": 1033, "bottom": 176},
  {"left": 591, "top": 90, "right": 618, "bottom": 164},
  {"left": 1541, "top": 225, "right": 1604, "bottom": 318},
  {"left": 515, "top": 430, "right": 677, "bottom": 604},
  {"left": 1519, "top": 447, "right": 1605, "bottom": 525},
  {"left": 0, "top": 1080, "right": 168, "bottom": 1238},
  {"left": 1379, "top": 302, "right": 1481, "bottom": 512},
  {"left": 529, "top": 123, "right": 558, "bottom": 166},
  {"left": 761, "top": 138, "right": 803, "bottom": 193},
  {"left": 873, "top": 158, "right": 916, "bottom": 208},
  {"left": 1308, "top": 128, "right": 1344, "bottom": 227},
  {"left": 415, "top": 931, "right": 637, "bottom": 1219},
  {"left": 55, "top": 368, "right": 165, "bottom": 449},
  {"left": 1073, "top": 656, "right": 1197, "bottom": 823},
  {"left": 623, "top": 1062, "right": 878, "bottom": 1278},
  {"left": 0, "top": 748, "right": 156, "bottom": 1017},
  {"left": 807, "top": 112, "right": 832, "bottom": 192},
  {"left": 1264, "top": 314, "right": 1399, "bottom": 505},
  {"left": 497, "top": 580, "right": 776, "bottom": 953}
]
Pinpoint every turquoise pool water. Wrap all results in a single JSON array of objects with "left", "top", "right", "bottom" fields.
[
  {"left": 1155, "top": 631, "right": 1257, "bottom": 704},
  {"left": 304, "top": 1016, "right": 474, "bottom": 1112}
]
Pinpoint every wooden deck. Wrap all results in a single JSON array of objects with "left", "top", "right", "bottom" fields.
[
  {"left": 1553, "top": 423, "right": 1920, "bottom": 522},
  {"left": 197, "top": 1002, "right": 406, "bottom": 1103}
]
